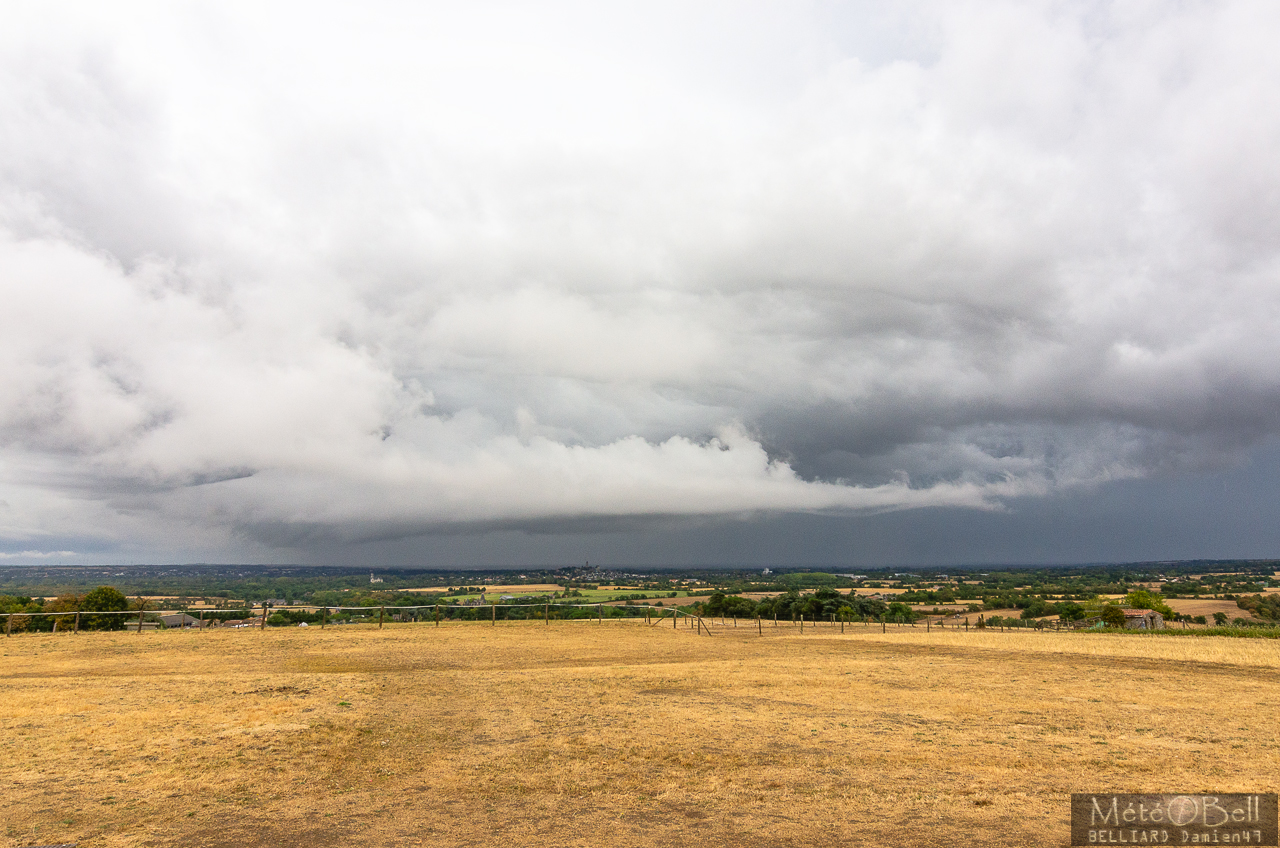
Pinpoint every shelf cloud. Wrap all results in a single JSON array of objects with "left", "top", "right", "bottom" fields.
[{"left": 3, "top": 2, "right": 1280, "bottom": 562}]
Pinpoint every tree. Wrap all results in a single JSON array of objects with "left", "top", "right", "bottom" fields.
[
  {"left": 703, "top": 592, "right": 758, "bottom": 618},
  {"left": 1056, "top": 601, "right": 1086, "bottom": 622},
  {"left": 45, "top": 593, "right": 82, "bottom": 613},
  {"left": 81, "top": 586, "right": 129, "bottom": 630},
  {"left": 1020, "top": 598, "right": 1049, "bottom": 619},
  {"left": 886, "top": 601, "right": 914, "bottom": 622},
  {"left": 44, "top": 593, "right": 82, "bottom": 632},
  {"left": 1100, "top": 604, "right": 1126, "bottom": 628},
  {"left": 1212, "top": 612, "right": 1228, "bottom": 626},
  {"left": 1123, "top": 589, "right": 1174, "bottom": 618}
]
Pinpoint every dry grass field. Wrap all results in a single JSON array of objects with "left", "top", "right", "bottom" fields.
[
  {"left": 2, "top": 622, "right": 1278, "bottom": 848},
  {"left": 1163, "top": 598, "right": 1261, "bottom": 621}
]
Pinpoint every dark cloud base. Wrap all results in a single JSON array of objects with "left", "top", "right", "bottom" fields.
[{"left": 314, "top": 439, "right": 1280, "bottom": 568}]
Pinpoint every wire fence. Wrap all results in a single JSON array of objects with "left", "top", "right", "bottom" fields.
[
  {"left": 0, "top": 602, "right": 1054, "bottom": 637},
  {"left": 1, "top": 603, "right": 1251, "bottom": 637},
  {"left": 0, "top": 602, "right": 703, "bottom": 635}
]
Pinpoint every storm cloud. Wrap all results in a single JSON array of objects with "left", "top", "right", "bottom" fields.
[{"left": 3, "top": 2, "right": 1280, "bottom": 563}]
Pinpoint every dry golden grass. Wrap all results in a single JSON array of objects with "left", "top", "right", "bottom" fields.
[
  {"left": 1163, "top": 598, "right": 1260, "bottom": 620},
  {"left": 2, "top": 622, "right": 1278, "bottom": 847}
]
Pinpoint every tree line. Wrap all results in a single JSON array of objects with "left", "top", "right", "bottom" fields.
[{"left": 0, "top": 587, "right": 133, "bottom": 631}]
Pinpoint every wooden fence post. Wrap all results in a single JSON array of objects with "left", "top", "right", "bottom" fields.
[
  {"left": 881, "top": 616, "right": 885, "bottom": 633},
  {"left": 673, "top": 610, "right": 677, "bottom": 629},
  {"left": 758, "top": 616, "right": 762, "bottom": 636},
  {"left": 74, "top": 611, "right": 81, "bottom": 634},
  {"left": 840, "top": 617, "right": 844, "bottom": 634},
  {"left": 492, "top": 603, "right": 496, "bottom": 626},
  {"left": 379, "top": 607, "right": 385, "bottom": 629},
  {"left": 800, "top": 614, "right": 804, "bottom": 633},
  {"left": 927, "top": 619, "right": 930, "bottom": 633},
  {"left": 434, "top": 604, "right": 439, "bottom": 626},
  {"left": 598, "top": 603, "right": 602, "bottom": 624},
  {"left": 258, "top": 604, "right": 267, "bottom": 630},
  {"left": 321, "top": 607, "right": 328, "bottom": 628},
  {"left": 545, "top": 602, "right": 549, "bottom": 625},
  {"left": 5, "top": 614, "right": 10, "bottom": 637}
]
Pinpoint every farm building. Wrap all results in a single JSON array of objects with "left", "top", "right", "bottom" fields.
[
  {"left": 1123, "top": 609, "right": 1165, "bottom": 629},
  {"left": 158, "top": 613, "right": 205, "bottom": 629},
  {"left": 1081, "top": 609, "right": 1167, "bottom": 629}
]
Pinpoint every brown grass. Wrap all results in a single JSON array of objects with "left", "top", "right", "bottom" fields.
[{"left": 2, "top": 622, "right": 1278, "bottom": 847}]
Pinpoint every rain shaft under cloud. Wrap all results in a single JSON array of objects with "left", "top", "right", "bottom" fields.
[{"left": 3, "top": 1, "right": 1280, "bottom": 563}]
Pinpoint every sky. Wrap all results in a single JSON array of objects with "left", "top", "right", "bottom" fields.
[{"left": 2, "top": 1, "right": 1280, "bottom": 568}]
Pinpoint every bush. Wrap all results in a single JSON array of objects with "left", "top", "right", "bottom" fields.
[
  {"left": 267, "top": 609, "right": 325, "bottom": 627},
  {"left": 1100, "top": 605, "right": 1126, "bottom": 628}
]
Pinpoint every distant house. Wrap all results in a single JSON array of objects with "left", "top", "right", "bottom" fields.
[
  {"left": 1123, "top": 609, "right": 1165, "bottom": 630},
  {"left": 369, "top": 572, "right": 384, "bottom": 584}
]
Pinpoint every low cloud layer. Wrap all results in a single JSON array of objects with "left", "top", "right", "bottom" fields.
[{"left": 3, "top": 2, "right": 1280, "bottom": 563}]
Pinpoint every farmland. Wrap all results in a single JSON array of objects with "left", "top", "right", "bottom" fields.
[
  {"left": 3, "top": 621, "right": 1278, "bottom": 847},
  {"left": 5, "top": 562, "right": 1280, "bottom": 633}
]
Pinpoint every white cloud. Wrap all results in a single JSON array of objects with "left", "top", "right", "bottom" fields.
[
  {"left": 2, "top": 1, "right": 1280, "bottom": 559},
  {"left": 0, "top": 550, "right": 76, "bottom": 560}
]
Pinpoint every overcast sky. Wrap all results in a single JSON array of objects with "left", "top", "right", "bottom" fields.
[{"left": 3, "top": 1, "right": 1280, "bottom": 568}]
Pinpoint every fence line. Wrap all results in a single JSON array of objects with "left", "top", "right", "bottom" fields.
[
  {"left": 0, "top": 602, "right": 705, "bottom": 635},
  {"left": 3, "top": 604, "right": 1255, "bottom": 637}
]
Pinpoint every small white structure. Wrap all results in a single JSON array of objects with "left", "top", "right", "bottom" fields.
[{"left": 370, "top": 572, "right": 383, "bottom": 584}]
